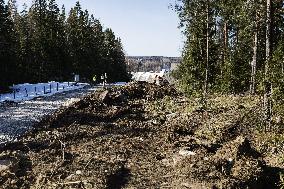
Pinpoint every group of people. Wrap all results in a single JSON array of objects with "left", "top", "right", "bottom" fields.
[
  {"left": 92, "top": 73, "right": 108, "bottom": 87},
  {"left": 92, "top": 72, "right": 169, "bottom": 87}
]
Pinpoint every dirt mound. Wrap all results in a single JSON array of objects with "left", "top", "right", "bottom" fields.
[
  {"left": 0, "top": 82, "right": 177, "bottom": 188},
  {"left": 0, "top": 82, "right": 282, "bottom": 188},
  {"left": 213, "top": 136, "right": 265, "bottom": 188},
  {"left": 0, "top": 151, "right": 32, "bottom": 189},
  {"left": 33, "top": 82, "right": 177, "bottom": 130},
  {"left": 173, "top": 136, "right": 266, "bottom": 189},
  {"left": 122, "top": 81, "right": 177, "bottom": 100},
  {"left": 165, "top": 112, "right": 203, "bottom": 143}
]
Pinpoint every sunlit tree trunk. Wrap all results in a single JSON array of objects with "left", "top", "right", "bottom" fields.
[
  {"left": 204, "top": 0, "right": 209, "bottom": 96},
  {"left": 250, "top": 15, "right": 258, "bottom": 95},
  {"left": 221, "top": 20, "right": 228, "bottom": 79},
  {"left": 223, "top": 21, "right": 228, "bottom": 64},
  {"left": 280, "top": 60, "right": 284, "bottom": 93},
  {"left": 264, "top": 0, "right": 272, "bottom": 130}
]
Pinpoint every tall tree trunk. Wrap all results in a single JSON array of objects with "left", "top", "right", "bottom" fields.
[
  {"left": 264, "top": 0, "right": 272, "bottom": 130},
  {"left": 223, "top": 21, "right": 228, "bottom": 63},
  {"left": 204, "top": 0, "right": 209, "bottom": 96},
  {"left": 281, "top": 60, "right": 284, "bottom": 82},
  {"left": 250, "top": 16, "right": 258, "bottom": 95},
  {"left": 221, "top": 21, "right": 228, "bottom": 78}
]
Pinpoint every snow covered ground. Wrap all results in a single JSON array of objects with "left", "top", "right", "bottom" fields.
[
  {"left": 0, "top": 81, "right": 129, "bottom": 145},
  {"left": 0, "top": 82, "right": 89, "bottom": 103},
  {"left": 0, "top": 85, "right": 97, "bottom": 144},
  {"left": 131, "top": 69, "right": 166, "bottom": 82}
]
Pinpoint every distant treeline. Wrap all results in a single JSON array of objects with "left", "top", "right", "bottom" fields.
[
  {"left": 126, "top": 56, "right": 181, "bottom": 72},
  {"left": 0, "top": 0, "right": 129, "bottom": 91}
]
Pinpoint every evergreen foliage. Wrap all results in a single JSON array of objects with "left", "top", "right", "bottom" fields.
[
  {"left": 0, "top": 0, "right": 129, "bottom": 91},
  {"left": 174, "top": 0, "right": 284, "bottom": 95}
]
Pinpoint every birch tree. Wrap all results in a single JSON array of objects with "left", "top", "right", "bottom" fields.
[{"left": 264, "top": 0, "right": 272, "bottom": 130}]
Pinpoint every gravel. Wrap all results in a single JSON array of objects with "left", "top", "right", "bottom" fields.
[{"left": 0, "top": 85, "right": 98, "bottom": 144}]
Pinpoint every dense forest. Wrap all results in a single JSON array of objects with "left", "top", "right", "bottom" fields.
[
  {"left": 174, "top": 0, "right": 284, "bottom": 95},
  {"left": 0, "top": 0, "right": 129, "bottom": 91},
  {"left": 174, "top": 0, "right": 284, "bottom": 128}
]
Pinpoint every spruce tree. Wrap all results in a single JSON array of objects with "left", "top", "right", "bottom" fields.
[
  {"left": 0, "top": 0, "right": 129, "bottom": 88},
  {"left": 0, "top": 0, "right": 17, "bottom": 90},
  {"left": 173, "top": 0, "right": 218, "bottom": 95}
]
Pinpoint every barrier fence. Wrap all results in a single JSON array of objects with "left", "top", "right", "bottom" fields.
[{"left": 0, "top": 82, "right": 75, "bottom": 102}]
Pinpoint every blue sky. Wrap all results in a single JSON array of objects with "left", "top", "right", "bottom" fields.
[{"left": 13, "top": 0, "right": 183, "bottom": 57}]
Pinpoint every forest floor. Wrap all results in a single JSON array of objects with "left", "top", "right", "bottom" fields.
[{"left": 0, "top": 82, "right": 283, "bottom": 189}]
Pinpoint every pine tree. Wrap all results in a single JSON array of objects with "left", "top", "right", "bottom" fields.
[
  {"left": 173, "top": 0, "right": 218, "bottom": 95},
  {"left": 88, "top": 16, "right": 105, "bottom": 81},
  {"left": 0, "top": 0, "right": 17, "bottom": 90},
  {"left": 66, "top": 2, "right": 128, "bottom": 82},
  {"left": 66, "top": 2, "right": 83, "bottom": 77},
  {"left": 103, "top": 28, "right": 128, "bottom": 82},
  {"left": 174, "top": 0, "right": 282, "bottom": 96},
  {"left": 16, "top": 3, "right": 35, "bottom": 82},
  {"left": 45, "top": 0, "right": 69, "bottom": 80},
  {"left": 0, "top": 0, "right": 129, "bottom": 88}
]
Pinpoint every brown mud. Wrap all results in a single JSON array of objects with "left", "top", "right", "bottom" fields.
[{"left": 0, "top": 82, "right": 283, "bottom": 189}]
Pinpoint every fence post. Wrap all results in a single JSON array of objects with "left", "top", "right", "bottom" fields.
[
  {"left": 50, "top": 84, "right": 52, "bottom": 93},
  {"left": 44, "top": 86, "right": 46, "bottom": 94},
  {"left": 25, "top": 88, "right": 28, "bottom": 97},
  {"left": 35, "top": 87, "right": 37, "bottom": 95},
  {"left": 57, "top": 83, "right": 59, "bottom": 91},
  {"left": 13, "top": 90, "right": 16, "bottom": 99}
]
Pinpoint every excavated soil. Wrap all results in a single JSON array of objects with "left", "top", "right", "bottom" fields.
[{"left": 0, "top": 82, "right": 283, "bottom": 189}]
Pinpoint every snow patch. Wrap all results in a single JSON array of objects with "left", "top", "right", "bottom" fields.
[
  {"left": 0, "top": 82, "right": 89, "bottom": 103},
  {"left": 131, "top": 69, "right": 166, "bottom": 83}
]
